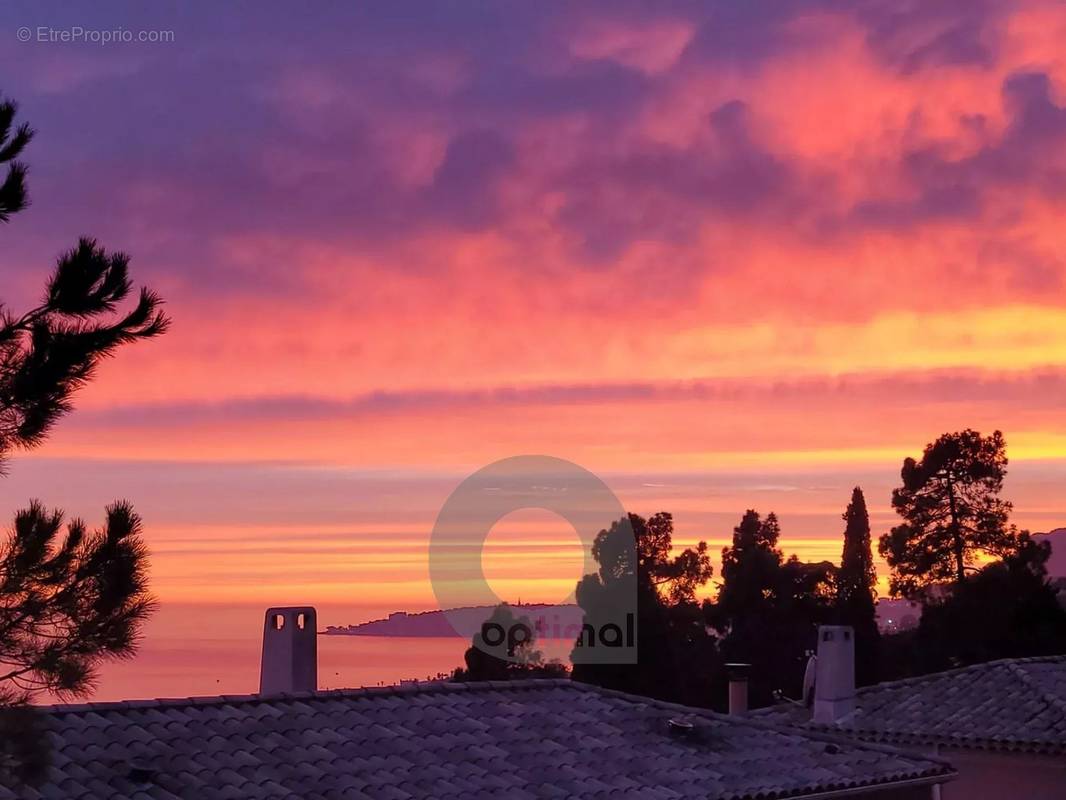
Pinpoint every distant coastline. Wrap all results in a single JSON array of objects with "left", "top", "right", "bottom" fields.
[
  {"left": 325, "top": 598, "right": 946, "bottom": 638},
  {"left": 323, "top": 603, "right": 584, "bottom": 638},
  {"left": 322, "top": 548, "right": 1066, "bottom": 641}
]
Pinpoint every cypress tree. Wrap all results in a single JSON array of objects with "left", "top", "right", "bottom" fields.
[{"left": 837, "top": 487, "right": 880, "bottom": 685}]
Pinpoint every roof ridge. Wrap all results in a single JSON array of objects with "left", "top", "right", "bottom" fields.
[
  {"left": 754, "top": 655, "right": 1066, "bottom": 755},
  {"left": 31, "top": 676, "right": 957, "bottom": 800},
  {"left": 568, "top": 681, "right": 953, "bottom": 774},
  {"left": 854, "top": 654, "right": 1066, "bottom": 697},
  {"left": 40, "top": 675, "right": 954, "bottom": 784},
  {"left": 36, "top": 677, "right": 576, "bottom": 715}
]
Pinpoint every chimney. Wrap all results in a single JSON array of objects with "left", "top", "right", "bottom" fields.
[
  {"left": 726, "top": 663, "right": 750, "bottom": 715},
  {"left": 260, "top": 606, "right": 317, "bottom": 694},
  {"left": 812, "top": 625, "right": 855, "bottom": 724}
]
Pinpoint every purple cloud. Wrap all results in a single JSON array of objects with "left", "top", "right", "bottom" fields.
[
  {"left": 61, "top": 367, "right": 1066, "bottom": 430},
  {"left": 0, "top": 0, "right": 1061, "bottom": 311}
]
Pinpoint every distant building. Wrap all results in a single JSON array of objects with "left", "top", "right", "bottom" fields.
[
  {"left": 16, "top": 608, "right": 956, "bottom": 800},
  {"left": 754, "top": 628, "right": 1066, "bottom": 799},
  {"left": 877, "top": 598, "right": 922, "bottom": 634}
]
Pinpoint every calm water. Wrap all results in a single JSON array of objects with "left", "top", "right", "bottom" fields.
[
  {"left": 44, "top": 602, "right": 583, "bottom": 703},
  {"left": 67, "top": 603, "right": 471, "bottom": 702},
  {"left": 84, "top": 634, "right": 469, "bottom": 702}
]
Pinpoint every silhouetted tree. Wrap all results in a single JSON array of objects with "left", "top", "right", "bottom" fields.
[
  {"left": 0, "top": 99, "right": 32, "bottom": 222},
  {"left": 708, "top": 511, "right": 836, "bottom": 707},
  {"left": 1, "top": 99, "right": 167, "bottom": 469},
  {"left": 838, "top": 488, "right": 876, "bottom": 609},
  {"left": 0, "top": 236, "right": 169, "bottom": 466},
  {"left": 880, "top": 430, "right": 1018, "bottom": 599},
  {"left": 904, "top": 532, "right": 1066, "bottom": 673},
  {"left": 0, "top": 96, "right": 168, "bottom": 779},
  {"left": 836, "top": 487, "right": 880, "bottom": 684},
  {"left": 0, "top": 501, "right": 154, "bottom": 702},
  {"left": 715, "top": 510, "right": 782, "bottom": 618},
  {"left": 451, "top": 603, "right": 566, "bottom": 681},
  {"left": 571, "top": 512, "right": 718, "bottom": 706}
]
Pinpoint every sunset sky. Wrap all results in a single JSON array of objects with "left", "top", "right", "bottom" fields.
[{"left": 2, "top": 2, "right": 1066, "bottom": 619}]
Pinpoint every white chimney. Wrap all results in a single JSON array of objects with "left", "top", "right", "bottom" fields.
[
  {"left": 812, "top": 625, "right": 855, "bottom": 724},
  {"left": 726, "top": 663, "right": 750, "bottom": 715},
  {"left": 260, "top": 606, "right": 317, "bottom": 694}
]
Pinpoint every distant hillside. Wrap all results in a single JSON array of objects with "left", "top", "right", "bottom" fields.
[
  {"left": 330, "top": 537, "right": 1066, "bottom": 640},
  {"left": 324, "top": 604, "right": 584, "bottom": 638},
  {"left": 1036, "top": 528, "right": 1066, "bottom": 579}
]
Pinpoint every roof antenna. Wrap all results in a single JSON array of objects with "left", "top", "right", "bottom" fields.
[{"left": 802, "top": 650, "right": 817, "bottom": 707}]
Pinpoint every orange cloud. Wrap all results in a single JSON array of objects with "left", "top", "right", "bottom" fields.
[{"left": 3, "top": 0, "right": 1066, "bottom": 612}]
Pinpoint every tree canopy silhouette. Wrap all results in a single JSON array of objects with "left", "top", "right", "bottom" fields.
[
  {"left": 879, "top": 429, "right": 1018, "bottom": 599},
  {"left": 0, "top": 96, "right": 167, "bottom": 723},
  {"left": 0, "top": 236, "right": 169, "bottom": 467},
  {"left": 836, "top": 488, "right": 879, "bottom": 685},
  {"left": 0, "top": 100, "right": 32, "bottom": 223},
  {"left": 838, "top": 488, "right": 876, "bottom": 610},
  {"left": 896, "top": 532, "right": 1066, "bottom": 675},
  {"left": 451, "top": 603, "right": 566, "bottom": 681},
  {"left": 0, "top": 103, "right": 159, "bottom": 467},
  {"left": 587, "top": 512, "right": 713, "bottom": 604},
  {"left": 572, "top": 512, "right": 717, "bottom": 705},
  {"left": 715, "top": 510, "right": 783, "bottom": 618},
  {"left": 708, "top": 510, "right": 836, "bottom": 707},
  {"left": 0, "top": 501, "right": 154, "bottom": 702}
]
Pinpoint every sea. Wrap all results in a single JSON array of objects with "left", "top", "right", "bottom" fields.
[{"left": 62, "top": 603, "right": 470, "bottom": 703}]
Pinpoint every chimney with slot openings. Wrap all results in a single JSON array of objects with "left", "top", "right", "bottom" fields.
[{"left": 260, "top": 606, "right": 317, "bottom": 694}]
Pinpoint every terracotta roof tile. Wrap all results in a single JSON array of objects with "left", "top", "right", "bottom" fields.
[
  {"left": 753, "top": 654, "right": 1066, "bottom": 754},
  {"left": 13, "top": 680, "right": 954, "bottom": 799}
]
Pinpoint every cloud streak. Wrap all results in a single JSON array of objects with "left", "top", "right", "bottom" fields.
[
  {"left": 61, "top": 367, "right": 1066, "bottom": 428},
  {"left": 1, "top": 1, "right": 1065, "bottom": 606}
]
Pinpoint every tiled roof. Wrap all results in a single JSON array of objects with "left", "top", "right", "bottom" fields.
[
  {"left": 10, "top": 679, "right": 953, "bottom": 800},
  {"left": 753, "top": 655, "right": 1066, "bottom": 755}
]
